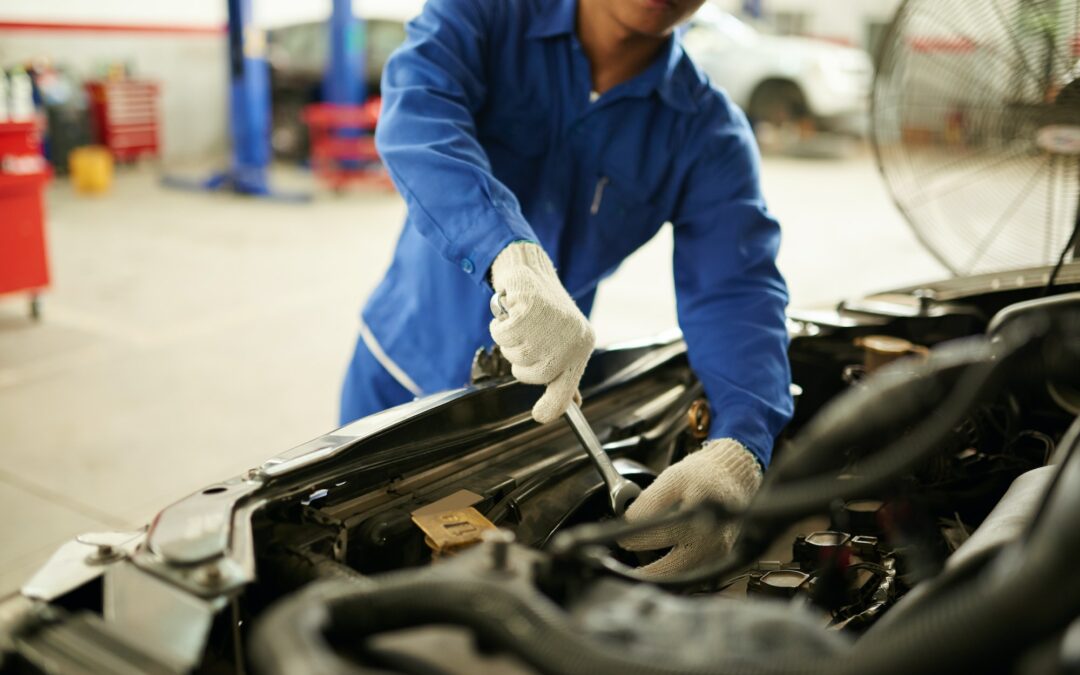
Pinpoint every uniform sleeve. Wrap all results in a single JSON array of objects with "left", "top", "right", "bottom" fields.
[
  {"left": 375, "top": 0, "right": 538, "bottom": 285},
  {"left": 672, "top": 106, "right": 793, "bottom": 467}
]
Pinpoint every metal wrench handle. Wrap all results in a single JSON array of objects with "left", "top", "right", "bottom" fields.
[
  {"left": 564, "top": 403, "right": 642, "bottom": 516},
  {"left": 491, "top": 290, "right": 639, "bottom": 515},
  {"left": 564, "top": 404, "right": 622, "bottom": 492}
]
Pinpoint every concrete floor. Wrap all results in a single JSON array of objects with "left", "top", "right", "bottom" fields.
[{"left": 0, "top": 148, "right": 947, "bottom": 594}]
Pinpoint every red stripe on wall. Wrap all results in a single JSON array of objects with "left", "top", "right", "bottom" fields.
[{"left": 0, "top": 21, "right": 225, "bottom": 36}]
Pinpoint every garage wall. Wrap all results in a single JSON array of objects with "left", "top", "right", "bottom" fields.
[
  {"left": 772, "top": 0, "right": 901, "bottom": 46},
  {"left": 0, "top": 0, "right": 424, "bottom": 163},
  {"left": 0, "top": 0, "right": 424, "bottom": 26},
  {"left": 0, "top": 0, "right": 224, "bottom": 26},
  {"left": 0, "top": 30, "right": 228, "bottom": 164},
  {"left": 0, "top": 0, "right": 229, "bottom": 164}
]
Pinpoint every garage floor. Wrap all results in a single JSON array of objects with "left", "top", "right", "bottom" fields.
[{"left": 0, "top": 148, "right": 947, "bottom": 594}]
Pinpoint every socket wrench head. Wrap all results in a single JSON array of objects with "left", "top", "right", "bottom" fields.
[{"left": 611, "top": 479, "right": 642, "bottom": 516}]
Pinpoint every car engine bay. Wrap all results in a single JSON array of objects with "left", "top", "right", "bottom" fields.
[{"left": 1, "top": 271, "right": 1078, "bottom": 675}]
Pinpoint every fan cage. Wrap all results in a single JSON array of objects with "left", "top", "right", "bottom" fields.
[{"left": 872, "top": 0, "right": 1080, "bottom": 276}]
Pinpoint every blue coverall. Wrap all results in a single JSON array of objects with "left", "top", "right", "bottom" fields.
[{"left": 341, "top": 0, "right": 793, "bottom": 466}]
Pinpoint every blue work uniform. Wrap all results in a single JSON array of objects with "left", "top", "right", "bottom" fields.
[{"left": 342, "top": 0, "right": 793, "bottom": 466}]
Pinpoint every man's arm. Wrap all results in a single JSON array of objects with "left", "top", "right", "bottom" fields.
[
  {"left": 376, "top": 0, "right": 538, "bottom": 284},
  {"left": 671, "top": 106, "right": 793, "bottom": 467},
  {"left": 380, "top": 0, "right": 593, "bottom": 424},
  {"left": 618, "top": 103, "right": 792, "bottom": 578}
]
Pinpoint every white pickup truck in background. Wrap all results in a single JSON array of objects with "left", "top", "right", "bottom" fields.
[{"left": 683, "top": 5, "right": 874, "bottom": 143}]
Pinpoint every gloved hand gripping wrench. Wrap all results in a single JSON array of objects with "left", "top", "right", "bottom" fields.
[{"left": 491, "top": 291, "right": 642, "bottom": 516}]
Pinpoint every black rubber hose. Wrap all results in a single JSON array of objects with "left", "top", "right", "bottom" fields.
[
  {"left": 248, "top": 550, "right": 380, "bottom": 675},
  {"left": 838, "top": 422, "right": 1080, "bottom": 674},
  {"left": 859, "top": 542, "right": 1001, "bottom": 637},
  {"left": 251, "top": 570, "right": 845, "bottom": 675},
  {"left": 250, "top": 451, "right": 1080, "bottom": 675},
  {"left": 546, "top": 340, "right": 1005, "bottom": 591},
  {"left": 249, "top": 579, "right": 379, "bottom": 675},
  {"left": 745, "top": 352, "right": 1001, "bottom": 524},
  {"left": 1024, "top": 414, "right": 1080, "bottom": 533},
  {"left": 843, "top": 552, "right": 1080, "bottom": 675},
  {"left": 766, "top": 337, "right": 990, "bottom": 486},
  {"left": 251, "top": 522, "right": 1080, "bottom": 675},
  {"left": 249, "top": 323, "right": 1079, "bottom": 674}
]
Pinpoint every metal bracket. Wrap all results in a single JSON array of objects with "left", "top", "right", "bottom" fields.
[{"left": 470, "top": 346, "right": 513, "bottom": 384}]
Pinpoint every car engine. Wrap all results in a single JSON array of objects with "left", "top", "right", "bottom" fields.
[{"left": 1, "top": 272, "right": 1078, "bottom": 675}]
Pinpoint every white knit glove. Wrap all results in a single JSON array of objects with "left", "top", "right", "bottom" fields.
[
  {"left": 619, "top": 438, "right": 763, "bottom": 577},
  {"left": 489, "top": 242, "right": 595, "bottom": 424}
]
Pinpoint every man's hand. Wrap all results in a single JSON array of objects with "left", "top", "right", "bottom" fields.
[
  {"left": 489, "top": 242, "right": 595, "bottom": 424},
  {"left": 619, "top": 438, "right": 762, "bottom": 577}
]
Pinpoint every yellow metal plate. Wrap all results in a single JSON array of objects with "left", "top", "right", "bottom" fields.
[{"left": 411, "top": 507, "right": 496, "bottom": 555}]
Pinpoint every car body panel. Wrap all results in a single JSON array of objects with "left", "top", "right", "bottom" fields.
[{"left": 684, "top": 6, "right": 873, "bottom": 126}]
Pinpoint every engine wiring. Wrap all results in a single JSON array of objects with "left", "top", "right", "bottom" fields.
[{"left": 547, "top": 314, "right": 1064, "bottom": 592}]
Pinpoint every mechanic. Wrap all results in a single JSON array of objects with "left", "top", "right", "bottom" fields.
[{"left": 340, "top": 0, "right": 793, "bottom": 576}]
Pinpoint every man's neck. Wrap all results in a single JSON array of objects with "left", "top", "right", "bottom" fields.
[{"left": 577, "top": 1, "right": 667, "bottom": 95}]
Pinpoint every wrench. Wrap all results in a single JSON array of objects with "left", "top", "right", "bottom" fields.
[
  {"left": 562, "top": 401, "right": 642, "bottom": 516},
  {"left": 491, "top": 291, "right": 642, "bottom": 515}
]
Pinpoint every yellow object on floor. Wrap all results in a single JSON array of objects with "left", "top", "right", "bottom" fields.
[{"left": 69, "top": 146, "right": 114, "bottom": 195}]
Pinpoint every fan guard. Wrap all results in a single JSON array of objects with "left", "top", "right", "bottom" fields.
[{"left": 873, "top": 0, "right": 1080, "bottom": 276}]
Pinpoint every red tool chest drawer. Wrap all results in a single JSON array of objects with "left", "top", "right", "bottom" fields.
[
  {"left": 0, "top": 122, "right": 51, "bottom": 317},
  {"left": 86, "top": 80, "right": 161, "bottom": 161}
]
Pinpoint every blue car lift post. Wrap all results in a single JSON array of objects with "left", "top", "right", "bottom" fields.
[
  {"left": 314, "top": 0, "right": 377, "bottom": 181},
  {"left": 164, "top": 0, "right": 308, "bottom": 200},
  {"left": 325, "top": 0, "right": 365, "bottom": 108}
]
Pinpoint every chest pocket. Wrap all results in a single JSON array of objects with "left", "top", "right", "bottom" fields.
[{"left": 588, "top": 169, "right": 662, "bottom": 253}]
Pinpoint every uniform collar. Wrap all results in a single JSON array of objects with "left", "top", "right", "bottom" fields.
[
  {"left": 527, "top": 0, "right": 698, "bottom": 113},
  {"left": 525, "top": 0, "right": 577, "bottom": 39},
  {"left": 596, "top": 33, "right": 699, "bottom": 113},
  {"left": 653, "top": 35, "right": 699, "bottom": 113}
]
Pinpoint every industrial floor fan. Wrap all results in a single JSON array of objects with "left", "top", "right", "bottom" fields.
[{"left": 873, "top": 0, "right": 1080, "bottom": 284}]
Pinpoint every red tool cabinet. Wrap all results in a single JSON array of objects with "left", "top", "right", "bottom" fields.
[
  {"left": 85, "top": 79, "right": 160, "bottom": 162},
  {"left": 0, "top": 121, "right": 51, "bottom": 319},
  {"left": 302, "top": 99, "right": 392, "bottom": 191}
]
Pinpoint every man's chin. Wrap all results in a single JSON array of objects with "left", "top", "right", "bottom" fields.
[{"left": 615, "top": 2, "right": 689, "bottom": 38}]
